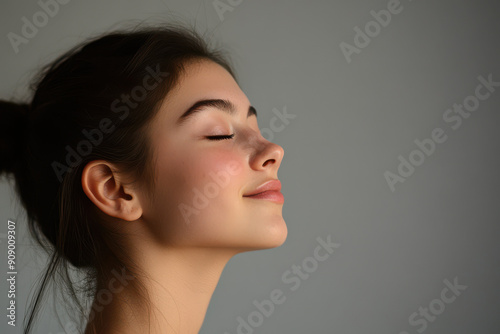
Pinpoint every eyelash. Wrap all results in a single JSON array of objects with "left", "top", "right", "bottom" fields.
[{"left": 207, "top": 134, "right": 235, "bottom": 141}]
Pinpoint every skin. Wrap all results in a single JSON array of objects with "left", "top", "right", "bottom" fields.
[{"left": 81, "top": 59, "right": 286, "bottom": 334}]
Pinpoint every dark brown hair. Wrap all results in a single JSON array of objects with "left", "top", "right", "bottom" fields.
[{"left": 0, "top": 22, "right": 236, "bottom": 334}]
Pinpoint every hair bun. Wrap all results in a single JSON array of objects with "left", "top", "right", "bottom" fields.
[{"left": 0, "top": 100, "right": 31, "bottom": 175}]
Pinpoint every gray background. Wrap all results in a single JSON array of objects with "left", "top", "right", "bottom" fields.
[{"left": 1, "top": 0, "right": 500, "bottom": 333}]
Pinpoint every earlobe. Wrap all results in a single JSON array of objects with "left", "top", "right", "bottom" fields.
[{"left": 81, "top": 160, "right": 143, "bottom": 222}]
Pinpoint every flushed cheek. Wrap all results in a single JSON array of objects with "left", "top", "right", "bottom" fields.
[
  {"left": 203, "top": 151, "right": 244, "bottom": 177},
  {"left": 185, "top": 151, "right": 245, "bottom": 202},
  {"left": 174, "top": 158, "right": 241, "bottom": 227}
]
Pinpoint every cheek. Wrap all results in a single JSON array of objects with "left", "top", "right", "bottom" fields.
[
  {"left": 155, "top": 148, "right": 246, "bottom": 227},
  {"left": 187, "top": 150, "right": 245, "bottom": 201},
  {"left": 202, "top": 151, "right": 244, "bottom": 176}
]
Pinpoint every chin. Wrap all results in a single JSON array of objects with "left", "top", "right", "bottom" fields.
[
  {"left": 242, "top": 216, "right": 288, "bottom": 251},
  {"left": 269, "top": 221, "right": 288, "bottom": 248}
]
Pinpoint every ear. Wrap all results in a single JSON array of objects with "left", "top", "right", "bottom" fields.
[{"left": 81, "top": 160, "right": 143, "bottom": 221}]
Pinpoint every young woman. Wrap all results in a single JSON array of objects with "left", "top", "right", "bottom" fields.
[{"left": 0, "top": 23, "right": 287, "bottom": 334}]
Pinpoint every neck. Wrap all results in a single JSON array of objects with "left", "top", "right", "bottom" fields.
[{"left": 85, "top": 246, "right": 237, "bottom": 334}]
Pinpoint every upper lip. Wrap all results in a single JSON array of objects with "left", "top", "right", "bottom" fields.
[{"left": 243, "top": 179, "right": 281, "bottom": 196}]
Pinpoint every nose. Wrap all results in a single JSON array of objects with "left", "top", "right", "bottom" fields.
[{"left": 248, "top": 136, "right": 284, "bottom": 171}]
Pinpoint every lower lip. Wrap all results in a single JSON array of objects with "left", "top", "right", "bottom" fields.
[{"left": 244, "top": 191, "right": 284, "bottom": 204}]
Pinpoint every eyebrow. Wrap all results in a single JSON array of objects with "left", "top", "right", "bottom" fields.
[{"left": 176, "top": 98, "right": 257, "bottom": 126}]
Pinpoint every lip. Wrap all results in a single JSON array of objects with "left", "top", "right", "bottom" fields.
[
  {"left": 243, "top": 190, "right": 284, "bottom": 204},
  {"left": 243, "top": 179, "right": 284, "bottom": 204}
]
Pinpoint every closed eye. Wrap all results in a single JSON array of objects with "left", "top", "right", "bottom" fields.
[{"left": 206, "top": 134, "right": 235, "bottom": 141}]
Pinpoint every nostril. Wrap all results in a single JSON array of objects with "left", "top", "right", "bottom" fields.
[{"left": 262, "top": 159, "right": 275, "bottom": 167}]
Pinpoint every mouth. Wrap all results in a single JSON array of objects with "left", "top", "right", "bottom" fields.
[
  {"left": 243, "top": 190, "right": 284, "bottom": 204},
  {"left": 243, "top": 179, "right": 284, "bottom": 204}
]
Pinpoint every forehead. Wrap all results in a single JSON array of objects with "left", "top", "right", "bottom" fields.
[{"left": 156, "top": 59, "right": 248, "bottom": 124}]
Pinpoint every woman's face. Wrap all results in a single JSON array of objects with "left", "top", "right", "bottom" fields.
[{"left": 141, "top": 59, "right": 287, "bottom": 252}]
